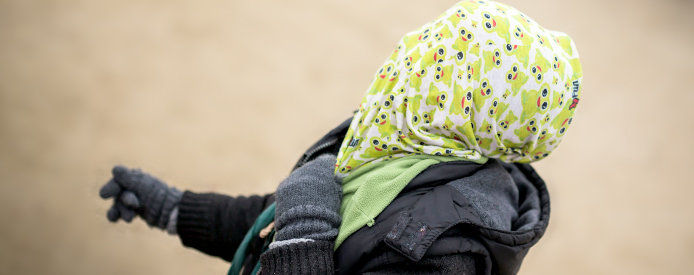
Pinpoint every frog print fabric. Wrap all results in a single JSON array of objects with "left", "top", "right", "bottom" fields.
[{"left": 334, "top": 0, "right": 583, "bottom": 178}]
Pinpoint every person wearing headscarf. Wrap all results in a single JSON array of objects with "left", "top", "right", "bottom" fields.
[
  {"left": 98, "top": 1, "right": 582, "bottom": 274},
  {"left": 334, "top": 0, "right": 581, "bottom": 248}
]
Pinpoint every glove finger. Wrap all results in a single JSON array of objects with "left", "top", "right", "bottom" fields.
[
  {"left": 99, "top": 179, "right": 121, "bottom": 199},
  {"left": 116, "top": 202, "right": 136, "bottom": 223},
  {"left": 112, "top": 165, "right": 140, "bottom": 189},
  {"left": 106, "top": 203, "right": 120, "bottom": 222},
  {"left": 120, "top": 191, "right": 141, "bottom": 208}
]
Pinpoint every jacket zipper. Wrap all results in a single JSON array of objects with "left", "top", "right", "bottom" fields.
[{"left": 295, "top": 137, "right": 339, "bottom": 169}]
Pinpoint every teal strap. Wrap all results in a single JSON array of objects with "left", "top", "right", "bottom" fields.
[
  {"left": 250, "top": 261, "right": 262, "bottom": 275},
  {"left": 251, "top": 227, "right": 275, "bottom": 275},
  {"left": 228, "top": 202, "right": 276, "bottom": 275}
]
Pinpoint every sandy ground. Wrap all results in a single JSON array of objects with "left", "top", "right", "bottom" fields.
[{"left": 0, "top": 0, "right": 692, "bottom": 274}]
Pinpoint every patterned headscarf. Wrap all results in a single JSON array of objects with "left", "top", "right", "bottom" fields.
[{"left": 335, "top": 0, "right": 583, "bottom": 177}]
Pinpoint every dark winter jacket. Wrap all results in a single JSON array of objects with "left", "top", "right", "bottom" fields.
[{"left": 175, "top": 117, "right": 550, "bottom": 274}]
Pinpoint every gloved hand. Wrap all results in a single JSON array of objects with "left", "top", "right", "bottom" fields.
[
  {"left": 271, "top": 154, "right": 342, "bottom": 247},
  {"left": 99, "top": 166, "right": 182, "bottom": 233}
]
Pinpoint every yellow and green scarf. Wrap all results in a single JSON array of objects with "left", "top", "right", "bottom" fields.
[{"left": 335, "top": 0, "right": 583, "bottom": 178}]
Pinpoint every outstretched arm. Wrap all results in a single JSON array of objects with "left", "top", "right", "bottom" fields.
[{"left": 99, "top": 166, "right": 273, "bottom": 262}]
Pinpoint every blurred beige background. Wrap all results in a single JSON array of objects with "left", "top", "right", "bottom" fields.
[{"left": 1, "top": 0, "right": 692, "bottom": 274}]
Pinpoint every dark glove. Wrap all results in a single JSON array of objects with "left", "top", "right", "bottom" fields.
[
  {"left": 272, "top": 154, "right": 342, "bottom": 247},
  {"left": 259, "top": 154, "right": 341, "bottom": 274},
  {"left": 99, "top": 166, "right": 182, "bottom": 232}
]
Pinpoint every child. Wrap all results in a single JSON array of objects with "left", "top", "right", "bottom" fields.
[
  {"left": 100, "top": 1, "right": 581, "bottom": 274},
  {"left": 332, "top": 0, "right": 581, "bottom": 251}
]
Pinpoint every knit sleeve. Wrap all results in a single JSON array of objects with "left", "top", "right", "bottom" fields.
[
  {"left": 176, "top": 191, "right": 274, "bottom": 262},
  {"left": 259, "top": 240, "right": 334, "bottom": 274}
]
